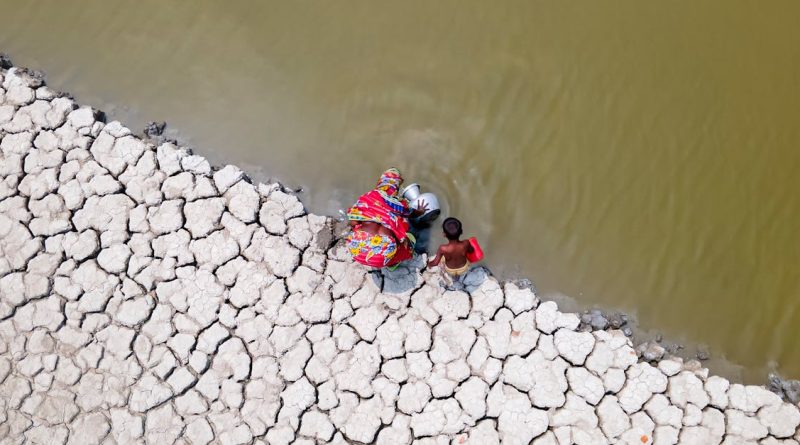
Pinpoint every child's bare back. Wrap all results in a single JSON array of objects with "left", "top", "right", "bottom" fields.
[
  {"left": 436, "top": 240, "right": 471, "bottom": 269},
  {"left": 427, "top": 217, "right": 473, "bottom": 276}
]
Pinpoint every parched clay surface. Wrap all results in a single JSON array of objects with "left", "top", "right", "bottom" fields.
[{"left": 1, "top": 61, "right": 800, "bottom": 445}]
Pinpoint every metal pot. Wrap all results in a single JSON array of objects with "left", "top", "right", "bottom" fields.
[
  {"left": 413, "top": 192, "right": 441, "bottom": 223},
  {"left": 401, "top": 183, "right": 441, "bottom": 223},
  {"left": 401, "top": 183, "right": 421, "bottom": 202}
]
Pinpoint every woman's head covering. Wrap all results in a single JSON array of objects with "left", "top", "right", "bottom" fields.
[{"left": 376, "top": 168, "right": 402, "bottom": 196}]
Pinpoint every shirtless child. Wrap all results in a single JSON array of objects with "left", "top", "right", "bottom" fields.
[{"left": 427, "top": 217, "right": 473, "bottom": 278}]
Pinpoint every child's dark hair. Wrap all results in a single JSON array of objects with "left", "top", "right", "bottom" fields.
[{"left": 443, "top": 217, "right": 463, "bottom": 240}]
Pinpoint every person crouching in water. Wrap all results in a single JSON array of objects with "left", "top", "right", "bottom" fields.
[
  {"left": 427, "top": 217, "right": 473, "bottom": 284},
  {"left": 346, "top": 168, "right": 427, "bottom": 269}
]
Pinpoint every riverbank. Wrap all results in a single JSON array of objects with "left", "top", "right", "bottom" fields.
[{"left": 1, "top": 56, "right": 799, "bottom": 444}]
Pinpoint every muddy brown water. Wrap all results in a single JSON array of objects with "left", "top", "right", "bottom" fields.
[{"left": 2, "top": 0, "right": 799, "bottom": 382}]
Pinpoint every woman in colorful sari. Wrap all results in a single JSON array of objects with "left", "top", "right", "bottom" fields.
[{"left": 346, "top": 168, "right": 427, "bottom": 268}]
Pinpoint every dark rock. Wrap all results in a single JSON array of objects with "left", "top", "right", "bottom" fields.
[
  {"left": 622, "top": 326, "right": 633, "bottom": 337},
  {"left": 607, "top": 312, "right": 627, "bottom": 329},
  {"left": 514, "top": 278, "right": 534, "bottom": 291},
  {"left": 782, "top": 383, "right": 800, "bottom": 404},
  {"left": 696, "top": 346, "right": 710, "bottom": 361},
  {"left": 643, "top": 343, "right": 666, "bottom": 362},
  {"left": 655, "top": 333, "right": 663, "bottom": 343},
  {"left": 143, "top": 121, "right": 167, "bottom": 138},
  {"left": 579, "top": 309, "right": 609, "bottom": 331},
  {"left": 684, "top": 359, "right": 703, "bottom": 372},
  {"left": 769, "top": 374, "right": 782, "bottom": 394},
  {"left": 16, "top": 67, "right": 46, "bottom": 88},
  {"left": 313, "top": 219, "right": 336, "bottom": 252},
  {"left": 768, "top": 373, "right": 800, "bottom": 404},
  {"left": 589, "top": 313, "right": 609, "bottom": 331},
  {"left": 636, "top": 341, "right": 667, "bottom": 362},
  {"left": 0, "top": 53, "right": 12, "bottom": 69},
  {"left": 332, "top": 219, "right": 352, "bottom": 239}
]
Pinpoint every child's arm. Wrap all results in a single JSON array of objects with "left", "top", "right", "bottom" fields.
[{"left": 427, "top": 247, "right": 444, "bottom": 268}]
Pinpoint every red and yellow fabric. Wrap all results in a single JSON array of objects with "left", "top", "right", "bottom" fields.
[
  {"left": 346, "top": 168, "right": 415, "bottom": 268},
  {"left": 345, "top": 231, "right": 399, "bottom": 268}
]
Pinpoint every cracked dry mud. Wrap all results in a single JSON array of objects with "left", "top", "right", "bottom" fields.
[{"left": 1, "top": 60, "right": 800, "bottom": 445}]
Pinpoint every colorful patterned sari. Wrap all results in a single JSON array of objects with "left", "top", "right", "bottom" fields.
[{"left": 346, "top": 168, "right": 415, "bottom": 267}]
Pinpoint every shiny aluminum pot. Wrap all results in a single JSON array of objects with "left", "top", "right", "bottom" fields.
[
  {"left": 401, "top": 183, "right": 421, "bottom": 201},
  {"left": 413, "top": 192, "right": 441, "bottom": 223}
]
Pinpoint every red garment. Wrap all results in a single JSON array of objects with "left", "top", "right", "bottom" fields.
[
  {"left": 346, "top": 168, "right": 415, "bottom": 268},
  {"left": 347, "top": 189, "right": 412, "bottom": 243},
  {"left": 346, "top": 228, "right": 413, "bottom": 267}
]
